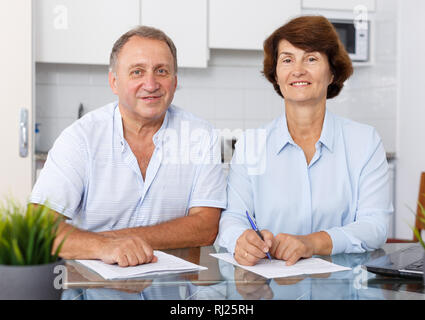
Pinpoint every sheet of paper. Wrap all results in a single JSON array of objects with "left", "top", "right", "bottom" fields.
[
  {"left": 210, "top": 253, "right": 351, "bottom": 279},
  {"left": 76, "top": 250, "right": 207, "bottom": 280}
]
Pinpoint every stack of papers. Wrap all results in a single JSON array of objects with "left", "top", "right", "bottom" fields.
[
  {"left": 210, "top": 253, "right": 351, "bottom": 279},
  {"left": 76, "top": 250, "right": 207, "bottom": 280}
]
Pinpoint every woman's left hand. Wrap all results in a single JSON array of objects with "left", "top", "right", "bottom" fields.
[{"left": 270, "top": 233, "right": 315, "bottom": 266}]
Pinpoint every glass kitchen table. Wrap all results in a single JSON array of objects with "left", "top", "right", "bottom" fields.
[{"left": 61, "top": 243, "right": 425, "bottom": 300}]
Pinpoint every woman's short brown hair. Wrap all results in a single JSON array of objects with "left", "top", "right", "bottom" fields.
[{"left": 263, "top": 15, "right": 353, "bottom": 99}]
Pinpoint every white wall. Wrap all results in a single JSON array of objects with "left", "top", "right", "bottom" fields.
[
  {"left": 35, "top": 0, "right": 398, "bottom": 154},
  {"left": 395, "top": 0, "right": 425, "bottom": 239},
  {"left": 35, "top": 0, "right": 401, "bottom": 236},
  {"left": 35, "top": 63, "right": 116, "bottom": 152},
  {"left": 36, "top": 31, "right": 398, "bottom": 154}
]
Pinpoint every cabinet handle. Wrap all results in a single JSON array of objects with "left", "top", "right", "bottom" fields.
[{"left": 19, "top": 108, "right": 28, "bottom": 158}]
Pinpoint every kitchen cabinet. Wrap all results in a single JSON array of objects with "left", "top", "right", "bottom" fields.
[
  {"left": 0, "top": 0, "right": 33, "bottom": 203},
  {"left": 302, "top": 0, "right": 376, "bottom": 12},
  {"left": 140, "top": 0, "right": 208, "bottom": 68},
  {"left": 36, "top": 0, "right": 140, "bottom": 65},
  {"left": 209, "top": 0, "right": 301, "bottom": 50}
]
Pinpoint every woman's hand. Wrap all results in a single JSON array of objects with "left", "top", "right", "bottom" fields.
[
  {"left": 270, "top": 233, "right": 314, "bottom": 266},
  {"left": 234, "top": 229, "right": 274, "bottom": 266},
  {"left": 234, "top": 267, "right": 273, "bottom": 299}
]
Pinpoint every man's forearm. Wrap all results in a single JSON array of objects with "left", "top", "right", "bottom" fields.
[
  {"left": 53, "top": 222, "right": 109, "bottom": 260},
  {"left": 101, "top": 210, "right": 220, "bottom": 249},
  {"left": 54, "top": 207, "right": 221, "bottom": 260}
]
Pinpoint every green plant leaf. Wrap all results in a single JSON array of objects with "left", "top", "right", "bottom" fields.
[
  {"left": 413, "top": 228, "right": 425, "bottom": 249},
  {"left": 26, "top": 222, "right": 37, "bottom": 264},
  {"left": 0, "top": 200, "right": 66, "bottom": 265},
  {"left": 11, "top": 239, "right": 24, "bottom": 265}
]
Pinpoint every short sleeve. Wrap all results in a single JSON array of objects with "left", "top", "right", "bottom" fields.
[
  {"left": 187, "top": 129, "right": 227, "bottom": 209},
  {"left": 30, "top": 127, "right": 88, "bottom": 219}
]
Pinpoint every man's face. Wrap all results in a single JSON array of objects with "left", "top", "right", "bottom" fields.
[{"left": 109, "top": 36, "right": 177, "bottom": 123}]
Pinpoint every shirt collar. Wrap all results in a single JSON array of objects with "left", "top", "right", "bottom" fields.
[
  {"left": 318, "top": 109, "right": 335, "bottom": 153},
  {"left": 114, "top": 103, "right": 125, "bottom": 150},
  {"left": 275, "top": 108, "right": 335, "bottom": 154},
  {"left": 275, "top": 111, "right": 294, "bottom": 155},
  {"left": 113, "top": 103, "right": 171, "bottom": 150},
  {"left": 152, "top": 108, "right": 170, "bottom": 145}
]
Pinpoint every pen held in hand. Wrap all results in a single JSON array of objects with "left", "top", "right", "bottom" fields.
[{"left": 245, "top": 211, "right": 272, "bottom": 261}]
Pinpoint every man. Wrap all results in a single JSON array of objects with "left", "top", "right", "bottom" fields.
[{"left": 30, "top": 26, "right": 227, "bottom": 267}]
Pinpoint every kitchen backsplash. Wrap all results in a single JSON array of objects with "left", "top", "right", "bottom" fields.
[{"left": 35, "top": 0, "right": 397, "bottom": 154}]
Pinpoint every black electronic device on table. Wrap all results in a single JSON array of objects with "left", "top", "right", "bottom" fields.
[{"left": 364, "top": 243, "right": 424, "bottom": 279}]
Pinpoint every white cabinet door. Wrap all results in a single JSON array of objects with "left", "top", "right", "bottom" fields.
[
  {"left": 302, "top": 0, "right": 376, "bottom": 12},
  {"left": 0, "top": 0, "right": 33, "bottom": 203},
  {"left": 209, "top": 0, "right": 301, "bottom": 50},
  {"left": 36, "top": 0, "right": 140, "bottom": 65},
  {"left": 141, "top": 0, "right": 208, "bottom": 68}
]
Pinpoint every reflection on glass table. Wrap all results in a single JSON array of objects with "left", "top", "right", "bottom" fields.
[{"left": 62, "top": 244, "right": 425, "bottom": 300}]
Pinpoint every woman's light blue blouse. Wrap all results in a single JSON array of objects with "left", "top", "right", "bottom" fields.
[{"left": 216, "top": 109, "right": 393, "bottom": 255}]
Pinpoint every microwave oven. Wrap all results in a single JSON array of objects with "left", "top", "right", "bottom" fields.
[{"left": 330, "top": 19, "right": 370, "bottom": 62}]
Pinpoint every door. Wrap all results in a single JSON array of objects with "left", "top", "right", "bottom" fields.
[{"left": 0, "top": 0, "right": 33, "bottom": 203}]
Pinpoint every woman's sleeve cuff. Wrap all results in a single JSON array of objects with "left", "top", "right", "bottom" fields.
[{"left": 324, "top": 228, "right": 351, "bottom": 255}]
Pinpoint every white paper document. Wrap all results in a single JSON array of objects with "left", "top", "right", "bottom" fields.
[
  {"left": 210, "top": 253, "right": 351, "bottom": 279},
  {"left": 76, "top": 250, "right": 207, "bottom": 280}
]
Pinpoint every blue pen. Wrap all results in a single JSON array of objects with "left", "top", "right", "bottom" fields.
[{"left": 245, "top": 211, "right": 272, "bottom": 261}]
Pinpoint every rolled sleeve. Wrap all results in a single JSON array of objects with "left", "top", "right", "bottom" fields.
[
  {"left": 325, "top": 227, "right": 356, "bottom": 255},
  {"left": 216, "top": 214, "right": 249, "bottom": 254}
]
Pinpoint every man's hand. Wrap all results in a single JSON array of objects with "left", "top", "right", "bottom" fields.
[
  {"left": 234, "top": 229, "right": 273, "bottom": 266},
  {"left": 269, "top": 233, "right": 314, "bottom": 266},
  {"left": 97, "top": 207, "right": 221, "bottom": 249},
  {"left": 98, "top": 236, "right": 157, "bottom": 267}
]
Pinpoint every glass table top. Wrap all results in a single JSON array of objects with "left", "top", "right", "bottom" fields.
[{"left": 61, "top": 243, "right": 425, "bottom": 300}]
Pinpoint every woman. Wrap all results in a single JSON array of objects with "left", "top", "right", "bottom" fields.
[{"left": 216, "top": 16, "right": 393, "bottom": 266}]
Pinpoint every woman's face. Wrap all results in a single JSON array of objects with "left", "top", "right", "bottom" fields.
[{"left": 275, "top": 39, "right": 334, "bottom": 106}]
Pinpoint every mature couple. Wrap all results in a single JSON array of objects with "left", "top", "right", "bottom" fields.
[{"left": 31, "top": 16, "right": 393, "bottom": 267}]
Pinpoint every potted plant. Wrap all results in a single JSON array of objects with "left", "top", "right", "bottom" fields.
[{"left": 0, "top": 200, "right": 66, "bottom": 300}]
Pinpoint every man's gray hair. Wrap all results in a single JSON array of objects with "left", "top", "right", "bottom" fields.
[{"left": 109, "top": 25, "right": 178, "bottom": 74}]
